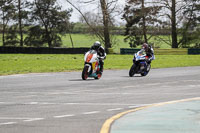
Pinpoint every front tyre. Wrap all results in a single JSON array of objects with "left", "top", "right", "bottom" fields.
[
  {"left": 129, "top": 64, "right": 136, "bottom": 77},
  {"left": 82, "top": 66, "right": 89, "bottom": 80}
]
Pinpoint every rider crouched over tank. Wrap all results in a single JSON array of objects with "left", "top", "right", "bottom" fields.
[
  {"left": 129, "top": 43, "right": 155, "bottom": 77},
  {"left": 90, "top": 41, "right": 106, "bottom": 74},
  {"left": 140, "top": 43, "right": 155, "bottom": 64},
  {"left": 81, "top": 41, "right": 106, "bottom": 80}
]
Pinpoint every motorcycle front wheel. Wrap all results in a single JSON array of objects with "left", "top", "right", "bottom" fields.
[
  {"left": 82, "top": 66, "right": 89, "bottom": 80},
  {"left": 129, "top": 64, "right": 136, "bottom": 77}
]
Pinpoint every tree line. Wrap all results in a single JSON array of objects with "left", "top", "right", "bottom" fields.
[
  {"left": 123, "top": 0, "right": 200, "bottom": 48},
  {"left": 0, "top": 0, "right": 71, "bottom": 47},
  {"left": 66, "top": 0, "right": 200, "bottom": 49},
  {"left": 1, "top": 0, "right": 200, "bottom": 50}
]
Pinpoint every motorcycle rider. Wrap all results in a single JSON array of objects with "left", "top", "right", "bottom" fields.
[
  {"left": 90, "top": 41, "right": 106, "bottom": 73},
  {"left": 141, "top": 43, "right": 155, "bottom": 64}
]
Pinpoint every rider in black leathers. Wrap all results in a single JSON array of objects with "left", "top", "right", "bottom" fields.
[
  {"left": 90, "top": 41, "right": 106, "bottom": 73},
  {"left": 141, "top": 43, "right": 155, "bottom": 64}
]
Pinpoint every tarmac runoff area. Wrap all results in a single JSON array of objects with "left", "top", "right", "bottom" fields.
[{"left": 100, "top": 97, "right": 200, "bottom": 133}]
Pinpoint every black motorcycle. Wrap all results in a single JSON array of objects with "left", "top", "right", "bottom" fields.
[{"left": 129, "top": 50, "right": 151, "bottom": 77}]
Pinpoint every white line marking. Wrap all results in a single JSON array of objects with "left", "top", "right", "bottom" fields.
[
  {"left": 63, "top": 103, "right": 79, "bottom": 105},
  {"left": 183, "top": 80, "right": 200, "bottom": 82},
  {"left": 128, "top": 104, "right": 154, "bottom": 109},
  {"left": 123, "top": 81, "right": 187, "bottom": 89},
  {"left": 23, "top": 118, "right": 44, "bottom": 122},
  {"left": 0, "top": 122, "right": 17, "bottom": 125},
  {"left": 40, "top": 102, "right": 56, "bottom": 105},
  {"left": 161, "top": 85, "right": 171, "bottom": 88},
  {"left": 54, "top": 114, "right": 75, "bottom": 118},
  {"left": 189, "top": 85, "right": 200, "bottom": 87},
  {"left": 49, "top": 92, "right": 61, "bottom": 95},
  {"left": 0, "top": 102, "right": 15, "bottom": 105},
  {"left": 0, "top": 102, "right": 155, "bottom": 106},
  {"left": 18, "top": 95, "right": 37, "bottom": 98},
  {"left": 38, "top": 102, "right": 137, "bottom": 106},
  {"left": 128, "top": 105, "right": 142, "bottom": 108},
  {"left": 83, "top": 111, "right": 100, "bottom": 115},
  {"left": 146, "top": 83, "right": 162, "bottom": 86},
  {"left": 122, "top": 86, "right": 140, "bottom": 88},
  {"left": 0, "top": 117, "right": 32, "bottom": 120},
  {"left": 29, "top": 102, "right": 38, "bottom": 105},
  {"left": 0, "top": 117, "right": 44, "bottom": 123},
  {"left": 107, "top": 108, "right": 123, "bottom": 111}
]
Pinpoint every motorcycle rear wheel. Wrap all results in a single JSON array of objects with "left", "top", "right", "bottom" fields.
[
  {"left": 82, "top": 66, "right": 89, "bottom": 80},
  {"left": 141, "top": 64, "right": 151, "bottom": 76},
  {"left": 94, "top": 71, "right": 102, "bottom": 79}
]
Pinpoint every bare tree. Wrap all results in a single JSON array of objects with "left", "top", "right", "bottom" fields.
[
  {"left": 123, "top": 0, "right": 161, "bottom": 47},
  {"left": 0, "top": 0, "right": 16, "bottom": 46},
  {"left": 18, "top": 0, "right": 23, "bottom": 46},
  {"left": 171, "top": 0, "right": 177, "bottom": 48},
  {"left": 100, "top": 0, "right": 111, "bottom": 49},
  {"left": 17, "top": 0, "right": 29, "bottom": 47},
  {"left": 159, "top": 0, "right": 199, "bottom": 48},
  {"left": 65, "top": 0, "right": 120, "bottom": 51}
]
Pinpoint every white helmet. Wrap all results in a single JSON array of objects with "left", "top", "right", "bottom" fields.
[{"left": 93, "top": 41, "right": 101, "bottom": 50}]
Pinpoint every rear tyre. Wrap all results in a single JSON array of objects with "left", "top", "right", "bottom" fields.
[
  {"left": 129, "top": 64, "right": 136, "bottom": 77},
  {"left": 94, "top": 71, "right": 102, "bottom": 79},
  {"left": 82, "top": 66, "right": 89, "bottom": 80},
  {"left": 94, "top": 65, "right": 103, "bottom": 79},
  {"left": 141, "top": 64, "right": 151, "bottom": 76}
]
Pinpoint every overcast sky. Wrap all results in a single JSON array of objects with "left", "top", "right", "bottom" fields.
[{"left": 57, "top": 0, "right": 126, "bottom": 24}]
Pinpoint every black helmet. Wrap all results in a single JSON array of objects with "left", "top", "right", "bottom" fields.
[
  {"left": 93, "top": 41, "right": 101, "bottom": 50},
  {"left": 142, "top": 43, "right": 149, "bottom": 52}
]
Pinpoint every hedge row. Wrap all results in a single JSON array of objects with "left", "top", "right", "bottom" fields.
[
  {"left": 0, "top": 47, "right": 199, "bottom": 55},
  {"left": 120, "top": 48, "right": 200, "bottom": 55},
  {"left": 0, "top": 47, "right": 90, "bottom": 54}
]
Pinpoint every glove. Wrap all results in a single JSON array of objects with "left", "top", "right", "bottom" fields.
[
  {"left": 147, "top": 58, "right": 151, "bottom": 63},
  {"left": 98, "top": 56, "right": 105, "bottom": 60}
]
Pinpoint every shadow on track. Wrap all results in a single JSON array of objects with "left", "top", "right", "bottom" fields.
[
  {"left": 69, "top": 79, "right": 97, "bottom": 81},
  {"left": 121, "top": 75, "right": 143, "bottom": 78}
]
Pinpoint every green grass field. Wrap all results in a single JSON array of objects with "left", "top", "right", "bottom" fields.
[
  {"left": 0, "top": 54, "right": 200, "bottom": 75},
  {"left": 0, "top": 34, "right": 171, "bottom": 53},
  {"left": 0, "top": 34, "right": 199, "bottom": 75},
  {"left": 62, "top": 34, "right": 171, "bottom": 53},
  {"left": 62, "top": 34, "right": 131, "bottom": 53}
]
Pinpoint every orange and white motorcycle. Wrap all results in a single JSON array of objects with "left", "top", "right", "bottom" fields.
[{"left": 82, "top": 50, "right": 102, "bottom": 80}]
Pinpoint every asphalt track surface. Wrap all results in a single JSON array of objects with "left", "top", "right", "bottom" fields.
[{"left": 0, "top": 66, "right": 200, "bottom": 133}]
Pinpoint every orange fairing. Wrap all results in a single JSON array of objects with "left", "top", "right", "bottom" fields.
[{"left": 86, "top": 53, "right": 93, "bottom": 62}]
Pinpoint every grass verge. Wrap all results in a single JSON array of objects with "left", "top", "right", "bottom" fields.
[{"left": 0, "top": 54, "right": 200, "bottom": 75}]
